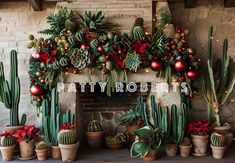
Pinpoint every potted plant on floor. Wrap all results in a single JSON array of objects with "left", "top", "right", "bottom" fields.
[
  {"left": 86, "top": 120, "right": 104, "bottom": 148},
  {"left": 186, "top": 121, "right": 213, "bottom": 156},
  {"left": 41, "top": 88, "right": 75, "bottom": 159},
  {"left": 106, "top": 133, "right": 127, "bottom": 149},
  {"left": 0, "top": 132, "right": 16, "bottom": 161},
  {"left": 202, "top": 26, "right": 235, "bottom": 150},
  {"left": 210, "top": 132, "right": 226, "bottom": 159},
  {"left": 0, "top": 50, "right": 27, "bottom": 153},
  {"left": 13, "top": 125, "right": 40, "bottom": 160},
  {"left": 35, "top": 140, "right": 48, "bottom": 161},
  {"left": 58, "top": 124, "right": 79, "bottom": 162},
  {"left": 131, "top": 126, "right": 166, "bottom": 161},
  {"left": 179, "top": 137, "right": 192, "bottom": 157}
]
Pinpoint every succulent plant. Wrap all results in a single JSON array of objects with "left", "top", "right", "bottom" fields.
[
  {"left": 180, "top": 137, "right": 191, "bottom": 146},
  {"left": 70, "top": 48, "right": 90, "bottom": 70},
  {"left": 58, "top": 129, "right": 77, "bottom": 145},
  {"left": 210, "top": 132, "right": 225, "bottom": 147},
  {"left": 106, "top": 133, "right": 127, "bottom": 145},
  {"left": 124, "top": 52, "right": 141, "bottom": 72},
  {"left": 36, "top": 141, "right": 47, "bottom": 150},
  {"left": 87, "top": 120, "right": 103, "bottom": 132},
  {"left": 0, "top": 134, "right": 15, "bottom": 147}
]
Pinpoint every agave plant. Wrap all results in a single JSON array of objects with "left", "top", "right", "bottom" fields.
[{"left": 79, "top": 11, "right": 116, "bottom": 34}]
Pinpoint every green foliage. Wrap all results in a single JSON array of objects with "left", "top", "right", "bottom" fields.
[
  {"left": 80, "top": 11, "right": 116, "bottom": 33},
  {"left": 36, "top": 141, "right": 47, "bottom": 150},
  {"left": 121, "top": 108, "right": 141, "bottom": 126},
  {"left": 210, "top": 132, "right": 225, "bottom": 147},
  {"left": 106, "top": 133, "right": 127, "bottom": 145},
  {"left": 39, "top": 7, "right": 75, "bottom": 36},
  {"left": 152, "top": 33, "right": 169, "bottom": 53},
  {"left": 124, "top": 52, "right": 141, "bottom": 72},
  {"left": 42, "top": 88, "right": 75, "bottom": 146},
  {"left": 70, "top": 48, "right": 90, "bottom": 70},
  {"left": 132, "top": 26, "right": 146, "bottom": 41},
  {"left": 0, "top": 136, "right": 15, "bottom": 147},
  {"left": 202, "top": 26, "right": 235, "bottom": 126},
  {"left": 58, "top": 130, "right": 77, "bottom": 145},
  {"left": 130, "top": 126, "right": 166, "bottom": 158},
  {"left": 0, "top": 50, "right": 26, "bottom": 126},
  {"left": 87, "top": 120, "right": 103, "bottom": 132},
  {"left": 156, "top": 7, "right": 172, "bottom": 32}
]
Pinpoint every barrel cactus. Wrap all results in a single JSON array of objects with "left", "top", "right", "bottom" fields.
[
  {"left": 58, "top": 130, "right": 77, "bottom": 145},
  {"left": 132, "top": 26, "right": 146, "bottom": 41},
  {"left": 106, "top": 133, "right": 127, "bottom": 145},
  {"left": 210, "top": 132, "right": 225, "bottom": 147},
  {"left": 0, "top": 133, "right": 15, "bottom": 147},
  {"left": 0, "top": 50, "right": 26, "bottom": 126},
  {"left": 87, "top": 120, "right": 103, "bottom": 132},
  {"left": 36, "top": 141, "right": 47, "bottom": 150}
]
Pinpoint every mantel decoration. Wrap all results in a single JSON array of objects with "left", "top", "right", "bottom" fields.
[{"left": 28, "top": 7, "right": 200, "bottom": 108}]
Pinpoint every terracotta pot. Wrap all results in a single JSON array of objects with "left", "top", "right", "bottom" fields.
[
  {"left": 214, "top": 125, "right": 234, "bottom": 151},
  {"left": 51, "top": 146, "right": 61, "bottom": 159},
  {"left": 59, "top": 142, "right": 79, "bottom": 162},
  {"left": 0, "top": 145, "right": 15, "bottom": 161},
  {"left": 211, "top": 145, "right": 226, "bottom": 159},
  {"left": 143, "top": 149, "right": 157, "bottom": 161},
  {"left": 4, "top": 125, "right": 24, "bottom": 154},
  {"left": 106, "top": 143, "right": 124, "bottom": 150},
  {"left": 35, "top": 149, "right": 47, "bottom": 161},
  {"left": 191, "top": 134, "right": 209, "bottom": 154},
  {"left": 86, "top": 131, "right": 104, "bottom": 148},
  {"left": 166, "top": 144, "right": 178, "bottom": 157},
  {"left": 19, "top": 140, "right": 35, "bottom": 158},
  {"left": 179, "top": 144, "right": 192, "bottom": 157}
]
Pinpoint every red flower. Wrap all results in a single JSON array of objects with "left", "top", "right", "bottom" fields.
[
  {"left": 186, "top": 121, "right": 214, "bottom": 136},
  {"left": 60, "top": 124, "right": 75, "bottom": 131},
  {"left": 39, "top": 50, "right": 57, "bottom": 65},
  {"left": 13, "top": 125, "right": 40, "bottom": 143},
  {"left": 131, "top": 40, "right": 149, "bottom": 55}
]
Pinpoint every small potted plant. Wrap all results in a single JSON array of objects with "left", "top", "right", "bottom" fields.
[
  {"left": 106, "top": 133, "right": 127, "bottom": 149},
  {"left": 131, "top": 126, "right": 166, "bottom": 161},
  {"left": 86, "top": 120, "right": 104, "bottom": 148},
  {"left": 210, "top": 132, "right": 226, "bottom": 159},
  {"left": 186, "top": 121, "right": 213, "bottom": 156},
  {"left": 35, "top": 141, "right": 48, "bottom": 161},
  {"left": 58, "top": 124, "right": 79, "bottom": 162},
  {"left": 0, "top": 132, "right": 16, "bottom": 161},
  {"left": 13, "top": 125, "right": 40, "bottom": 160},
  {"left": 179, "top": 137, "right": 192, "bottom": 157}
]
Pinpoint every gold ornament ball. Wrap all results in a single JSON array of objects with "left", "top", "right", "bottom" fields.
[{"left": 28, "top": 34, "right": 34, "bottom": 40}]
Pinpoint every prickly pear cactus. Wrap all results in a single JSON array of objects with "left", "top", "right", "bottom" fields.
[
  {"left": 210, "top": 132, "right": 225, "bottom": 147},
  {"left": 70, "top": 48, "right": 90, "bottom": 70},
  {"left": 87, "top": 120, "right": 103, "bottom": 132},
  {"left": 58, "top": 129, "right": 77, "bottom": 145}
]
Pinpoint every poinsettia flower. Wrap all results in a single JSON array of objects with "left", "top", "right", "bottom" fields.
[
  {"left": 131, "top": 40, "right": 149, "bottom": 55},
  {"left": 13, "top": 125, "right": 40, "bottom": 143},
  {"left": 186, "top": 121, "right": 214, "bottom": 136},
  {"left": 60, "top": 124, "right": 75, "bottom": 131}
]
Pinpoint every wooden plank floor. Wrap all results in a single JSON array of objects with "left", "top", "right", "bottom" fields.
[{"left": 2, "top": 144, "right": 235, "bottom": 163}]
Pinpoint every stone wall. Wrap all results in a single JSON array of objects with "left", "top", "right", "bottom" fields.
[{"left": 0, "top": 0, "right": 235, "bottom": 131}]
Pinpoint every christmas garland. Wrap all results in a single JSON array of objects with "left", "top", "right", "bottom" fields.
[{"left": 28, "top": 7, "right": 200, "bottom": 107}]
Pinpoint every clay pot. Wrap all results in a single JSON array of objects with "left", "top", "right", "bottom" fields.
[
  {"left": 19, "top": 140, "right": 35, "bottom": 158},
  {"left": 191, "top": 134, "right": 209, "bottom": 154},
  {"left": 211, "top": 145, "right": 226, "bottom": 159},
  {"left": 214, "top": 125, "right": 234, "bottom": 151},
  {"left": 166, "top": 144, "right": 178, "bottom": 157},
  {"left": 0, "top": 145, "right": 15, "bottom": 161},
  {"left": 106, "top": 143, "right": 124, "bottom": 150},
  {"left": 143, "top": 149, "right": 157, "bottom": 161},
  {"left": 59, "top": 142, "right": 79, "bottom": 162},
  {"left": 51, "top": 146, "right": 61, "bottom": 159},
  {"left": 179, "top": 144, "right": 192, "bottom": 157},
  {"left": 35, "top": 149, "right": 47, "bottom": 161},
  {"left": 86, "top": 131, "right": 104, "bottom": 148}
]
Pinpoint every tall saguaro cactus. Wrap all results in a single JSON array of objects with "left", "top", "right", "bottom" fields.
[
  {"left": 0, "top": 50, "right": 26, "bottom": 126},
  {"left": 202, "top": 26, "right": 235, "bottom": 126}
]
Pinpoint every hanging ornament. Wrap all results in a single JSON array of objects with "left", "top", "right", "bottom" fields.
[
  {"left": 40, "top": 79, "right": 45, "bottom": 84},
  {"left": 35, "top": 53, "right": 41, "bottom": 60},
  {"left": 30, "top": 84, "right": 44, "bottom": 96},
  {"left": 186, "top": 70, "right": 199, "bottom": 80},
  {"left": 36, "top": 97, "right": 43, "bottom": 103},
  {"left": 98, "top": 55, "right": 107, "bottom": 63},
  {"left": 101, "top": 40, "right": 107, "bottom": 45},
  {"left": 81, "top": 43, "right": 89, "bottom": 49},
  {"left": 105, "top": 61, "right": 113, "bottom": 70},
  {"left": 118, "top": 49, "right": 123, "bottom": 54},
  {"left": 150, "top": 60, "right": 163, "bottom": 71},
  {"left": 173, "top": 60, "right": 187, "bottom": 72},
  {"left": 97, "top": 46, "right": 104, "bottom": 53}
]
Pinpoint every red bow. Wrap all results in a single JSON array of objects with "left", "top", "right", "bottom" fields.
[{"left": 40, "top": 50, "right": 57, "bottom": 65}]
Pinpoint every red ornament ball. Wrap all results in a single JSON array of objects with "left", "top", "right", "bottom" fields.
[
  {"left": 36, "top": 97, "right": 43, "bottom": 103},
  {"left": 118, "top": 49, "right": 123, "bottom": 54},
  {"left": 97, "top": 46, "right": 104, "bottom": 53},
  {"left": 174, "top": 60, "right": 187, "bottom": 72},
  {"left": 40, "top": 79, "right": 45, "bottom": 84},
  {"left": 151, "top": 60, "right": 163, "bottom": 71},
  {"left": 30, "top": 85, "right": 44, "bottom": 96},
  {"left": 81, "top": 44, "right": 88, "bottom": 49},
  {"left": 101, "top": 40, "right": 107, "bottom": 45},
  {"left": 35, "top": 54, "right": 41, "bottom": 60},
  {"left": 186, "top": 70, "right": 199, "bottom": 80}
]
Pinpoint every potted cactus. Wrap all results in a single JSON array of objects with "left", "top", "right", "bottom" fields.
[
  {"left": 0, "top": 132, "right": 16, "bottom": 161},
  {"left": 35, "top": 141, "right": 48, "bottom": 161},
  {"left": 210, "top": 132, "right": 226, "bottom": 159},
  {"left": 41, "top": 88, "right": 75, "bottom": 159},
  {"left": 13, "top": 125, "right": 40, "bottom": 159},
  {"left": 86, "top": 120, "right": 104, "bottom": 148},
  {"left": 106, "top": 133, "right": 127, "bottom": 150},
  {"left": 179, "top": 137, "right": 192, "bottom": 157},
  {"left": 202, "top": 26, "right": 235, "bottom": 149},
  {"left": 58, "top": 124, "right": 79, "bottom": 162},
  {"left": 0, "top": 50, "right": 26, "bottom": 132}
]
